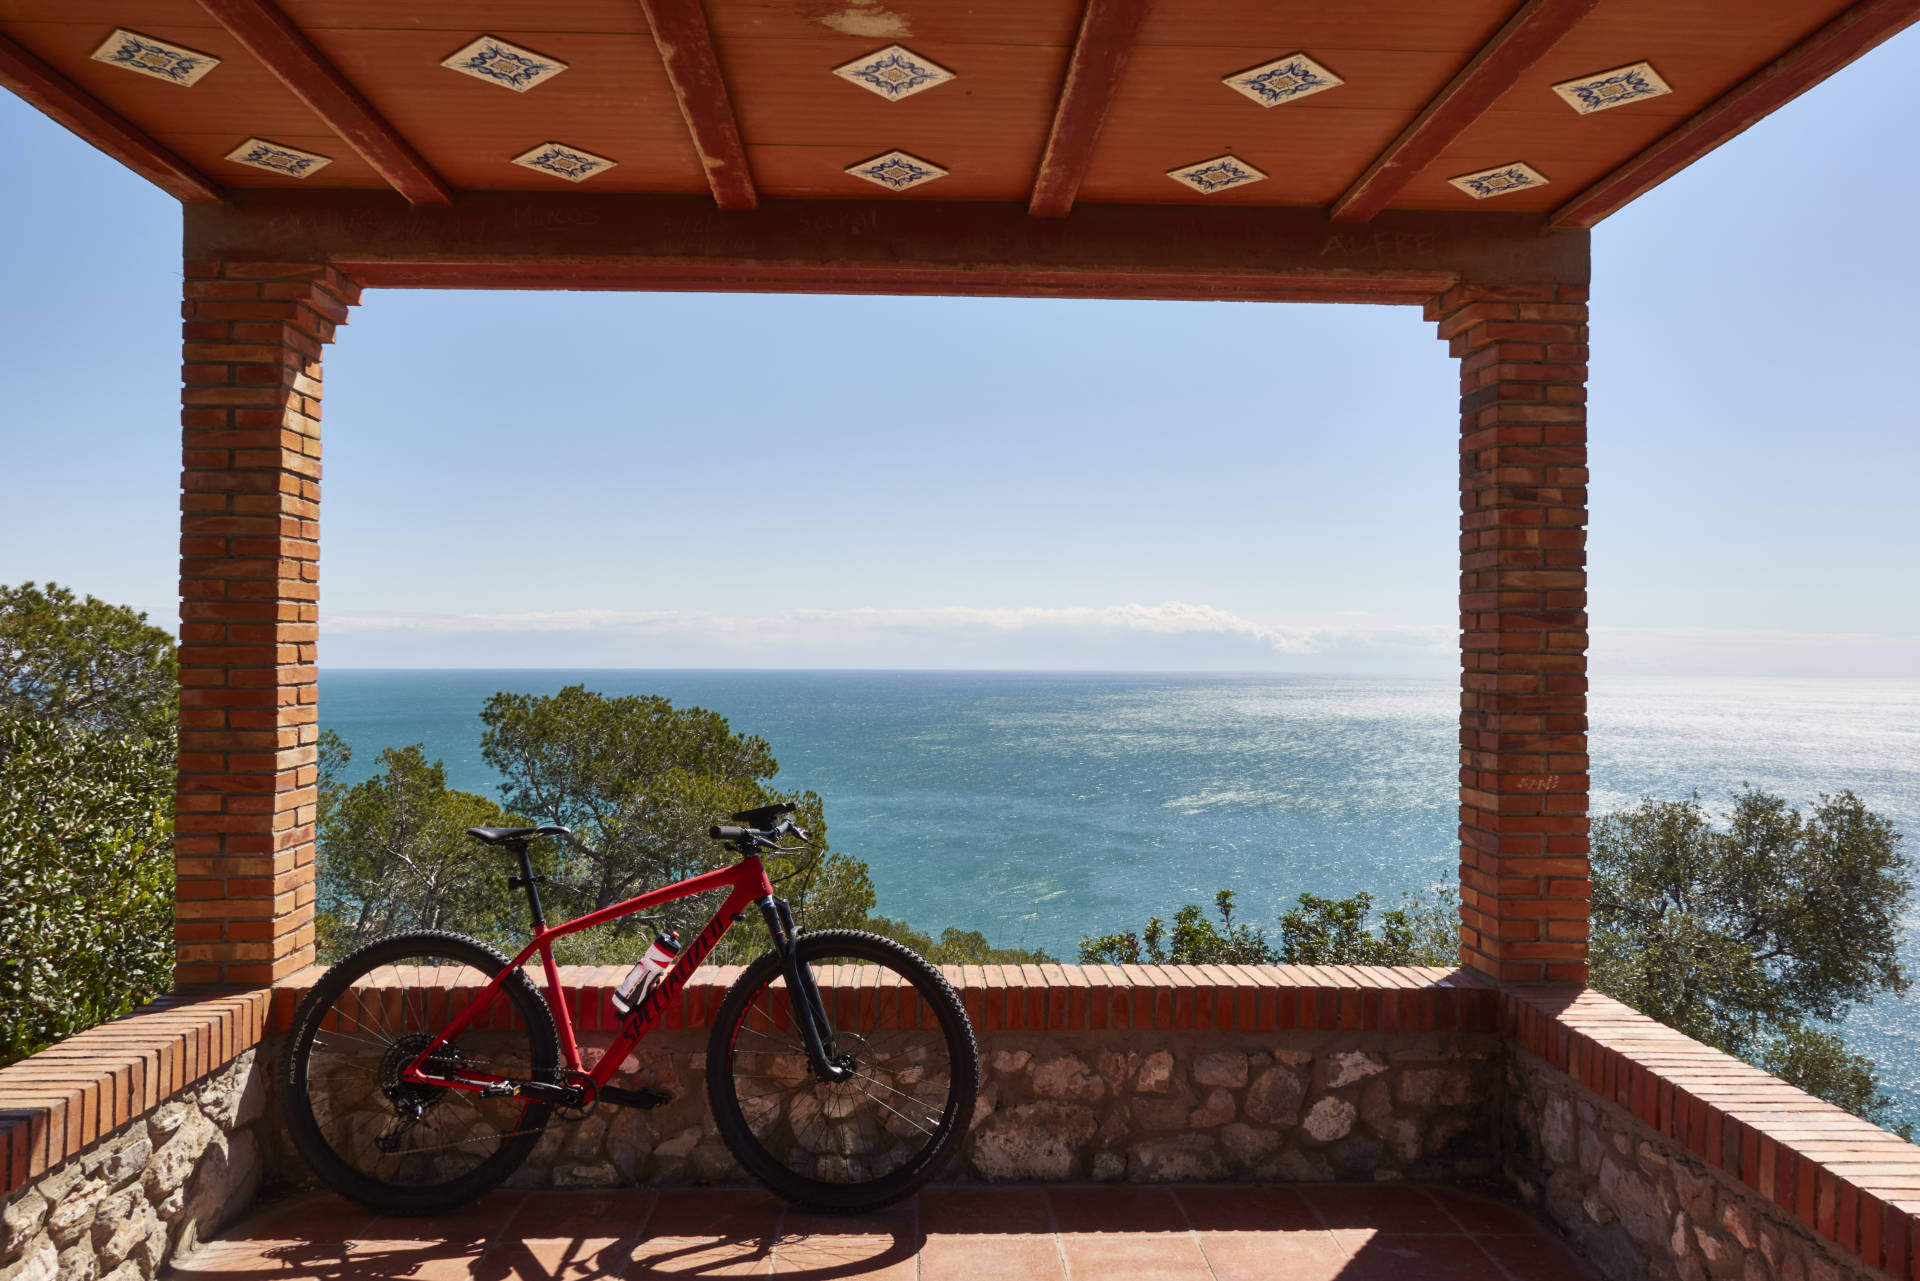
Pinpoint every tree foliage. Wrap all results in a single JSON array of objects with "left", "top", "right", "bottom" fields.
[
  {"left": 0, "top": 584, "right": 176, "bottom": 1066},
  {"left": 474, "top": 685, "right": 874, "bottom": 963},
  {"left": 1, "top": 582, "right": 176, "bottom": 741},
  {"left": 1591, "top": 789, "right": 1912, "bottom": 1130},
  {"left": 314, "top": 733, "right": 530, "bottom": 958},
  {"left": 1077, "top": 887, "right": 1456, "bottom": 967}
]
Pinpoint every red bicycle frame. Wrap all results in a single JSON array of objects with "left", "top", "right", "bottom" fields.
[{"left": 398, "top": 852, "right": 777, "bottom": 1097}]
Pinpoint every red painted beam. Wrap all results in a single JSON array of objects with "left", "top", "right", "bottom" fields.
[
  {"left": 1552, "top": 0, "right": 1920, "bottom": 228},
  {"left": 636, "top": 0, "right": 757, "bottom": 211},
  {"left": 1030, "top": 0, "right": 1149, "bottom": 217},
  {"left": 1330, "top": 0, "right": 1599, "bottom": 223},
  {"left": 196, "top": 0, "right": 450, "bottom": 204},
  {"left": 0, "top": 30, "right": 221, "bottom": 202}
]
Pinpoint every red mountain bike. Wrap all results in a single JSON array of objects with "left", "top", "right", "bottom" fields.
[{"left": 281, "top": 803, "right": 979, "bottom": 1214}]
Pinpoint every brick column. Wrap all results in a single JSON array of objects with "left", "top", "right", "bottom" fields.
[
  {"left": 175, "top": 261, "right": 356, "bottom": 986},
  {"left": 1430, "top": 282, "right": 1590, "bottom": 984}
]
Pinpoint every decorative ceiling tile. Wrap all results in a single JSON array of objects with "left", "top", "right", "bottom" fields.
[
  {"left": 1166, "top": 154, "right": 1267, "bottom": 194},
  {"left": 846, "top": 150, "right": 948, "bottom": 192},
  {"left": 1222, "top": 53, "right": 1343, "bottom": 107},
  {"left": 1447, "top": 161, "right": 1550, "bottom": 199},
  {"left": 1552, "top": 61, "right": 1672, "bottom": 114},
  {"left": 510, "top": 142, "right": 618, "bottom": 182},
  {"left": 90, "top": 29, "right": 220, "bottom": 87},
  {"left": 441, "top": 35, "right": 568, "bottom": 93},
  {"left": 833, "top": 45, "right": 955, "bottom": 101},
  {"left": 224, "top": 138, "right": 332, "bottom": 178}
]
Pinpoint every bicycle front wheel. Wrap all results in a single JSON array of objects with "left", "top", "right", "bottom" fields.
[
  {"left": 281, "top": 931, "right": 560, "bottom": 1215},
  {"left": 706, "top": 929, "right": 978, "bottom": 1212}
]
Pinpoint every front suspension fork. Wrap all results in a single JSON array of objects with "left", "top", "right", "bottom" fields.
[{"left": 757, "top": 896, "right": 849, "bottom": 1083}]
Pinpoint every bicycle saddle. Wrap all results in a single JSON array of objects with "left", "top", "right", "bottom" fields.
[{"left": 465, "top": 824, "right": 571, "bottom": 846}]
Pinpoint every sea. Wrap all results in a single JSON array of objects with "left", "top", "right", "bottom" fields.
[{"left": 319, "top": 670, "right": 1920, "bottom": 1120}]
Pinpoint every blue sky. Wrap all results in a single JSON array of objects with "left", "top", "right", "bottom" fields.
[{"left": 3, "top": 32, "right": 1918, "bottom": 675}]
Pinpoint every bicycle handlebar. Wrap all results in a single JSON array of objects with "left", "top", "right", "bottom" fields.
[{"left": 709, "top": 801, "right": 804, "bottom": 846}]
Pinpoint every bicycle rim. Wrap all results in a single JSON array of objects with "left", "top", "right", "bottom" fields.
[
  {"left": 283, "top": 932, "right": 559, "bottom": 1213},
  {"left": 707, "top": 929, "right": 978, "bottom": 1211}
]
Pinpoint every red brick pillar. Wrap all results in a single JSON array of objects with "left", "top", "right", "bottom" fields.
[
  {"left": 1431, "top": 283, "right": 1590, "bottom": 984},
  {"left": 174, "top": 261, "right": 356, "bottom": 986}
]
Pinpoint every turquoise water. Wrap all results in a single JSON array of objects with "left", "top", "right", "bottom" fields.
[{"left": 319, "top": 670, "right": 1920, "bottom": 1118}]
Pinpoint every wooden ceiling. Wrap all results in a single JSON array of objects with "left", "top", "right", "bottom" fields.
[{"left": 1, "top": 0, "right": 1914, "bottom": 228}]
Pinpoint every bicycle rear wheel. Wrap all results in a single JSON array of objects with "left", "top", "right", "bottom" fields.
[
  {"left": 281, "top": 931, "right": 560, "bottom": 1214},
  {"left": 706, "top": 929, "right": 978, "bottom": 1212}
]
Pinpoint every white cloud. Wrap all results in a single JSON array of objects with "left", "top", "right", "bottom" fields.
[
  {"left": 324, "top": 601, "right": 1452, "bottom": 670},
  {"left": 319, "top": 604, "right": 1920, "bottom": 676}
]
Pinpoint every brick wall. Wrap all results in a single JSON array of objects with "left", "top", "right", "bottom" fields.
[
  {"left": 175, "top": 261, "right": 357, "bottom": 986},
  {"left": 1430, "top": 283, "right": 1591, "bottom": 984}
]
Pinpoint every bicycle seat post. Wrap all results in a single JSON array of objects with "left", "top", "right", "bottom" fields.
[{"left": 506, "top": 842, "right": 547, "bottom": 931}]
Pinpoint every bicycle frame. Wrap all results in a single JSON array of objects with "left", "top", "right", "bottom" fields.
[{"left": 397, "top": 850, "right": 807, "bottom": 1099}]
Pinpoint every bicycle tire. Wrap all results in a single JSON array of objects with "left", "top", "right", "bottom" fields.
[
  {"left": 705, "top": 929, "right": 978, "bottom": 1212},
  {"left": 281, "top": 931, "right": 560, "bottom": 1214}
]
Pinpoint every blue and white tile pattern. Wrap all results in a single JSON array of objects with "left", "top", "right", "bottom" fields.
[
  {"left": 846, "top": 150, "right": 948, "bottom": 192},
  {"left": 510, "top": 141, "right": 617, "bottom": 182},
  {"left": 224, "top": 138, "right": 332, "bottom": 178},
  {"left": 1447, "top": 161, "right": 1549, "bottom": 200},
  {"left": 441, "top": 35, "right": 568, "bottom": 93},
  {"left": 1552, "top": 62, "right": 1672, "bottom": 114},
  {"left": 1222, "top": 53, "right": 1343, "bottom": 107},
  {"left": 90, "top": 29, "right": 220, "bottom": 87},
  {"left": 833, "top": 45, "right": 955, "bottom": 101},
  {"left": 1166, "top": 154, "right": 1267, "bottom": 194}
]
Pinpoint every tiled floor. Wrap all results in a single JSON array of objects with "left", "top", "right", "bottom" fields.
[{"left": 167, "top": 1182, "right": 1598, "bottom": 1280}]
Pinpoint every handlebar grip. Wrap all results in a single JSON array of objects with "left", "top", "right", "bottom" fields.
[{"left": 710, "top": 825, "right": 747, "bottom": 841}]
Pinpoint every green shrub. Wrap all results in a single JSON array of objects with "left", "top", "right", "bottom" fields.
[
  {"left": 0, "top": 718, "right": 174, "bottom": 1065},
  {"left": 0, "top": 583, "right": 176, "bottom": 1067}
]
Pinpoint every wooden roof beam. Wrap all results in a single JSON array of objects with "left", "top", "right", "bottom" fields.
[
  {"left": 196, "top": 0, "right": 450, "bottom": 205},
  {"left": 1330, "top": 0, "right": 1599, "bottom": 223},
  {"left": 1029, "top": 0, "right": 1150, "bottom": 218},
  {"left": 0, "top": 30, "right": 221, "bottom": 202},
  {"left": 1552, "top": 0, "right": 1920, "bottom": 228},
  {"left": 636, "top": 0, "right": 757, "bottom": 211}
]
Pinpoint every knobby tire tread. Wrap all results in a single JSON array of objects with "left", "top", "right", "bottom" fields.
[
  {"left": 281, "top": 930, "right": 560, "bottom": 1216},
  {"left": 705, "top": 928, "right": 979, "bottom": 1213}
]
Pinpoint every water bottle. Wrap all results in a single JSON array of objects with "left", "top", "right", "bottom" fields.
[{"left": 611, "top": 930, "right": 681, "bottom": 1019}]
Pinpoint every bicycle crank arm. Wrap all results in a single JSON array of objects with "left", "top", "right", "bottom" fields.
[
  {"left": 599, "top": 1084, "right": 671, "bottom": 1110},
  {"left": 477, "top": 1078, "right": 588, "bottom": 1107}
]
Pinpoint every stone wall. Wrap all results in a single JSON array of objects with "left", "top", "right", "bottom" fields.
[
  {"left": 1504, "top": 1051, "right": 1890, "bottom": 1281},
  {"left": 251, "top": 1026, "right": 1499, "bottom": 1196},
  {"left": 0, "top": 1048, "right": 267, "bottom": 1281}
]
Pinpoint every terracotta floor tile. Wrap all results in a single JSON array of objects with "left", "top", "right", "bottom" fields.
[
  {"left": 779, "top": 1197, "right": 917, "bottom": 1240},
  {"left": 1336, "top": 1233, "right": 1505, "bottom": 1281},
  {"left": 1426, "top": 1186, "right": 1545, "bottom": 1235},
  {"left": 1059, "top": 1231, "right": 1216, "bottom": 1280},
  {"left": 621, "top": 1235, "right": 775, "bottom": 1278},
  {"left": 167, "top": 1241, "right": 346, "bottom": 1277},
  {"left": 1302, "top": 1184, "right": 1458, "bottom": 1233},
  {"left": 514, "top": 1188, "right": 659, "bottom": 1242},
  {"left": 643, "top": 1188, "right": 785, "bottom": 1240},
  {"left": 361, "top": 1190, "right": 529, "bottom": 1247},
  {"left": 484, "top": 1234, "right": 632, "bottom": 1280},
  {"left": 1477, "top": 1230, "right": 1602, "bottom": 1281},
  {"left": 1047, "top": 1185, "right": 1188, "bottom": 1234},
  {"left": 1174, "top": 1184, "right": 1321, "bottom": 1232},
  {"left": 918, "top": 1232, "right": 1066, "bottom": 1281},
  {"left": 1197, "top": 1229, "right": 1351, "bottom": 1281},
  {"left": 221, "top": 1192, "right": 375, "bottom": 1244},
  {"left": 773, "top": 1232, "right": 918, "bottom": 1278},
  {"left": 919, "top": 1186, "right": 1052, "bottom": 1235}
]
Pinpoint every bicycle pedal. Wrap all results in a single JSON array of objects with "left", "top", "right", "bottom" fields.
[
  {"left": 598, "top": 1084, "right": 671, "bottom": 1110},
  {"left": 479, "top": 1082, "right": 518, "bottom": 1098}
]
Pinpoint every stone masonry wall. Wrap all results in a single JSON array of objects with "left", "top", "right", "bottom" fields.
[
  {"left": 252, "top": 1027, "right": 1499, "bottom": 1196},
  {"left": 0, "top": 1049, "right": 267, "bottom": 1281},
  {"left": 1505, "top": 1051, "right": 1890, "bottom": 1281}
]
